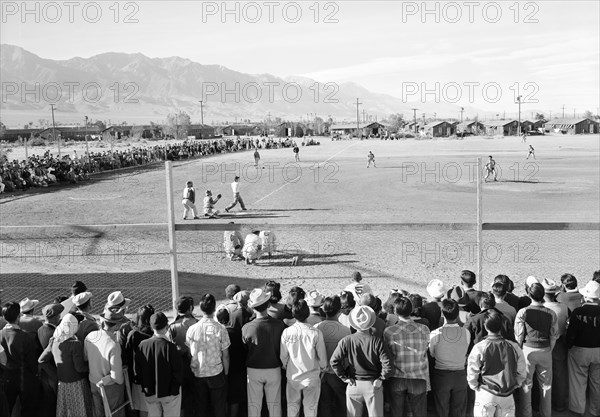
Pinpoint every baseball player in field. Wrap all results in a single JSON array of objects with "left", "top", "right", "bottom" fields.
[
  {"left": 527, "top": 145, "right": 536, "bottom": 160},
  {"left": 225, "top": 176, "right": 247, "bottom": 212},
  {"left": 224, "top": 222, "right": 245, "bottom": 260},
  {"left": 182, "top": 181, "right": 200, "bottom": 220},
  {"left": 367, "top": 151, "right": 376, "bottom": 168},
  {"left": 484, "top": 155, "right": 498, "bottom": 182},
  {"left": 242, "top": 230, "right": 262, "bottom": 265},
  {"left": 203, "top": 190, "right": 222, "bottom": 218}
]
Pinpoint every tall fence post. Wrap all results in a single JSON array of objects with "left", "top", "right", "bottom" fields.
[
  {"left": 477, "top": 157, "right": 483, "bottom": 291},
  {"left": 165, "top": 161, "right": 180, "bottom": 312}
]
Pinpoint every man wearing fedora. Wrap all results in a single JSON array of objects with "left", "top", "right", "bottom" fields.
[
  {"left": 305, "top": 290, "right": 325, "bottom": 326},
  {"left": 566, "top": 280, "right": 600, "bottom": 417},
  {"left": 84, "top": 307, "right": 127, "bottom": 417},
  {"left": 18, "top": 298, "right": 43, "bottom": 334},
  {"left": 105, "top": 291, "right": 133, "bottom": 363},
  {"left": 241, "top": 288, "right": 287, "bottom": 417},
  {"left": 331, "top": 305, "right": 392, "bottom": 417},
  {"left": 280, "top": 300, "right": 327, "bottom": 417},
  {"left": 383, "top": 296, "right": 430, "bottom": 417},
  {"left": 541, "top": 278, "right": 570, "bottom": 412}
]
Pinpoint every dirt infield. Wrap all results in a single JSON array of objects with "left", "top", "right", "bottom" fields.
[{"left": 1, "top": 134, "right": 599, "bottom": 311}]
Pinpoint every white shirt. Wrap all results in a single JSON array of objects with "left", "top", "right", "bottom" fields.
[
  {"left": 280, "top": 322, "right": 327, "bottom": 382},
  {"left": 231, "top": 181, "right": 240, "bottom": 194}
]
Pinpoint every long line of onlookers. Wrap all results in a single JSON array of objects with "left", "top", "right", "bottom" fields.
[
  {"left": 1, "top": 270, "right": 599, "bottom": 417},
  {"left": 0, "top": 136, "right": 299, "bottom": 194}
]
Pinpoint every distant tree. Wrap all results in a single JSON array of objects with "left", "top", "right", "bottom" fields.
[
  {"left": 150, "top": 122, "right": 164, "bottom": 139},
  {"left": 583, "top": 110, "right": 594, "bottom": 119},
  {"left": 275, "top": 117, "right": 282, "bottom": 124},
  {"left": 386, "top": 113, "right": 404, "bottom": 132},
  {"left": 166, "top": 111, "right": 191, "bottom": 139},
  {"left": 93, "top": 120, "right": 106, "bottom": 130},
  {"left": 535, "top": 113, "right": 545, "bottom": 121}
]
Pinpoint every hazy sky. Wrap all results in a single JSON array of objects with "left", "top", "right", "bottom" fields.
[{"left": 2, "top": 0, "right": 599, "bottom": 114}]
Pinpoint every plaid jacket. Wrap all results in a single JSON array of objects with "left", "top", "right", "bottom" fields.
[{"left": 383, "top": 318, "right": 430, "bottom": 387}]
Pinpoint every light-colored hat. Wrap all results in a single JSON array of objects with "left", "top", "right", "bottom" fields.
[
  {"left": 306, "top": 290, "right": 324, "bottom": 307},
  {"left": 99, "top": 307, "right": 127, "bottom": 324},
  {"left": 526, "top": 276, "right": 541, "bottom": 287},
  {"left": 233, "top": 290, "right": 251, "bottom": 303},
  {"left": 106, "top": 291, "right": 131, "bottom": 309},
  {"left": 427, "top": 279, "right": 445, "bottom": 299},
  {"left": 248, "top": 288, "right": 271, "bottom": 308},
  {"left": 541, "top": 278, "right": 560, "bottom": 294},
  {"left": 579, "top": 281, "right": 600, "bottom": 299},
  {"left": 19, "top": 298, "right": 39, "bottom": 312},
  {"left": 72, "top": 292, "right": 93, "bottom": 307},
  {"left": 348, "top": 305, "right": 376, "bottom": 331}
]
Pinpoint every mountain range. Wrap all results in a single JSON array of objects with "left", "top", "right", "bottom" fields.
[{"left": 1, "top": 44, "right": 491, "bottom": 127}]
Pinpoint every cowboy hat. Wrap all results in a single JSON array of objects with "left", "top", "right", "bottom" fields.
[{"left": 348, "top": 305, "right": 376, "bottom": 331}]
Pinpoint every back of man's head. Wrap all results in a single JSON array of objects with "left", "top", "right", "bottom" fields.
[
  {"left": 561, "top": 273, "right": 578, "bottom": 290},
  {"left": 216, "top": 308, "right": 230, "bottom": 326},
  {"left": 528, "top": 283, "right": 545, "bottom": 302},
  {"left": 593, "top": 270, "right": 600, "bottom": 284},
  {"left": 394, "top": 297, "right": 413, "bottom": 318},
  {"left": 323, "top": 296, "right": 341, "bottom": 318},
  {"left": 491, "top": 282, "right": 507, "bottom": 298},
  {"left": 351, "top": 271, "right": 362, "bottom": 283},
  {"left": 292, "top": 300, "right": 310, "bottom": 322},
  {"left": 461, "top": 270, "right": 476, "bottom": 288},
  {"left": 200, "top": 294, "right": 216, "bottom": 315},
  {"left": 1, "top": 302, "right": 20, "bottom": 323},
  {"left": 360, "top": 293, "right": 376, "bottom": 309},
  {"left": 479, "top": 292, "right": 496, "bottom": 310},
  {"left": 483, "top": 310, "right": 503, "bottom": 334},
  {"left": 441, "top": 299, "right": 459, "bottom": 321}
]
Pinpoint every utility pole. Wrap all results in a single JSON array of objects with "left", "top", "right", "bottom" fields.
[
  {"left": 422, "top": 113, "right": 426, "bottom": 125},
  {"left": 516, "top": 95, "right": 522, "bottom": 136},
  {"left": 460, "top": 107, "right": 464, "bottom": 124},
  {"left": 355, "top": 98, "right": 362, "bottom": 138},
  {"left": 198, "top": 101, "right": 204, "bottom": 126},
  {"left": 573, "top": 108, "right": 576, "bottom": 118},
  {"left": 84, "top": 115, "right": 90, "bottom": 165},
  {"left": 411, "top": 108, "right": 418, "bottom": 134},
  {"left": 433, "top": 112, "right": 437, "bottom": 121},
  {"left": 561, "top": 104, "right": 566, "bottom": 118},
  {"left": 362, "top": 109, "right": 366, "bottom": 123},
  {"left": 50, "top": 104, "right": 59, "bottom": 157}
]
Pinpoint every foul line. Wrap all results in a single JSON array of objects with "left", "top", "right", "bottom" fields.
[{"left": 251, "top": 141, "right": 359, "bottom": 206}]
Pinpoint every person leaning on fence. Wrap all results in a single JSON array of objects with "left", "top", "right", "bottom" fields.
[
  {"left": 136, "top": 312, "right": 183, "bottom": 417},
  {"left": 565, "top": 280, "right": 600, "bottom": 417},
  {"left": 467, "top": 310, "right": 526, "bottom": 417},
  {"left": 182, "top": 181, "right": 200, "bottom": 220}
]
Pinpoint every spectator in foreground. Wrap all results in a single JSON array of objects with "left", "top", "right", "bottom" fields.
[
  {"left": 280, "top": 300, "right": 327, "bottom": 417},
  {"left": 514, "top": 282, "right": 558, "bottom": 417},
  {"left": 459, "top": 270, "right": 483, "bottom": 314},
  {"left": 491, "top": 281, "right": 517, "bottom": 326},
  {"left": 331, "top": 305, "right": 392, "bottom": 417},
  {"left": 422, "top": 279, "right": 445, "bottom": 331},
  {"left": 51, "top": 313, "right": 93, "bottom": 417},
  {"left": 305, "top": 290, "right": 324, "bottom": 326},
  {"left": 467, "top": 311, "right": 526, "bottom": 417},
  {"left": 566, "top": 280, "right": 600, "bottom": 417},
  {"left": 242, "top": 288, "right": 287, "bottom": 417},
  {"left": 315, "top": 296, "right": 351, "bottom": 417},
  {"left": 0, "top": 301, "right": 40, "bottom": 417},
  {"left": 186, "top": 294, "right": 230, "bottom": 417},
  {"left": 136, "top": 312, "right": 183, "bottom": 417},
  {"left": 383, "top": 296, "right": 430, "bottom": 417},
  {"left": 557, "top": 273, "right": 584, "bottom": 312},
  {"left": 126, "top": 304, "right": 155, "bottom": 417},
  {"left": 429, "top": 299, "right": 471, "bottom": 417},
  {"left": 84, "top": 307, "right": 126, "bottom": 417}
]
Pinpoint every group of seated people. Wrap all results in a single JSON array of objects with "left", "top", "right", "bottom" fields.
[
  {"left": 1, "top": 269, "right": 599, "bottom": 417},
  {"left": 0, "top": 137, "right": 261, "bottom": 194}
]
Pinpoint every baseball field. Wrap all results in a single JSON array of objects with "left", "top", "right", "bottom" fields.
[{"left": 1, "top": 134, "right": 599, "bottom": 310}]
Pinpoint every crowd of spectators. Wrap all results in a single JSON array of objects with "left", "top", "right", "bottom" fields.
[
  {"left": 1, "top": 269, "right": 599, "bottom": 417},
  {"left": 0, "top": 136, "right": 283, "bottom": 194}
]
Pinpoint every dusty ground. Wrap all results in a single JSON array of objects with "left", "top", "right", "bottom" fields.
[{"left": 1, "top": 134, "right": 599, "bottom": 314}]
